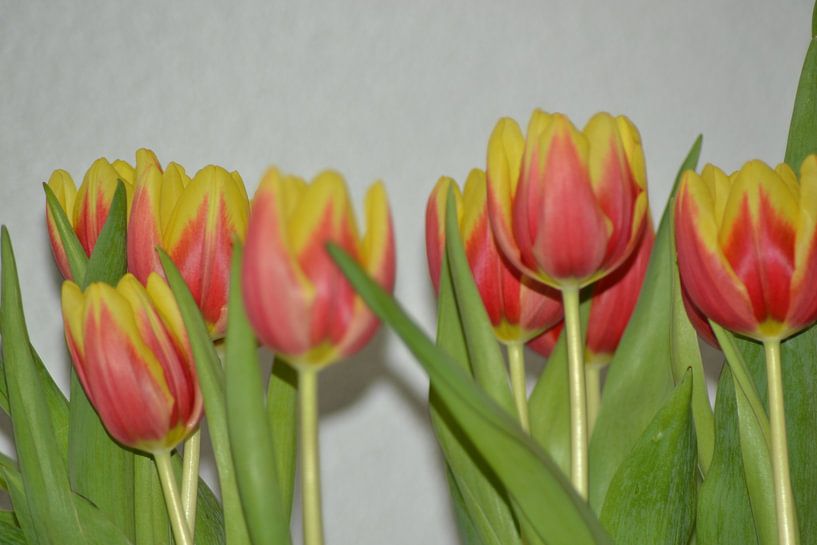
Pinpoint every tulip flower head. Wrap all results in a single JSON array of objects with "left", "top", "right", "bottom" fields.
[
  {"left": 425, "top": 171, "right": 562, "bottom": 344},
  {"left": 486, "top": 110, "right": 648, "bottom": 290},
  {"left": 128, "top": 149, "right": 249, "bottom": 337},
  {"left": 675, "top": 158, "right": 817, "bottom": 342},
  {"left": 242, "top": 168, "right": 395, "bottom": 368},
  {"left": 46, "top": 158, "right": 135, "bottom": 279},
  {"left": 61, "top": 273, "right": 202, "bottom": 453}
]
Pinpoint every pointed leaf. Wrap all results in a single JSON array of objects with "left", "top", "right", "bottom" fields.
[
  {"left": 81, "top": 180, "right": 127, "bottom": 287},
  {"left": 159, "top": 250, "right": 251, "bottom": 545},
  {"left": 267, "top": 358, "right": 298, "bottom": 520},
  {"left": 589, "top": 135, "right": 702, "bottom": 510},
  {"left": 445, "top": 465, "right": 490, "bottom": 545},
  {"left": 224, "top": 242, "right": 291, "bottom": 545},
  {"left": 785, "top": 27, "right": 817, "bottom": 170},
  {"left": 1, "top": 227, "right": 86, "bottom": 545},
  {"left": 329, "top": 244, "right": 611, "bottom": 545},
  {"left": 600, "top": 371, "right": 697, "bottom": 545}
]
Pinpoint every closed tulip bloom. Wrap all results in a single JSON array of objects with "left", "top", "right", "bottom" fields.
[
  {"left": 128, "top": 149, "right": 249, "bottom": 337},
  {"left": 242, "top": 168, "right": 395, "bottom": 367},
  {"left": 674, "top": 158, "right": 817, "bottom": 341},
  {"left": 486, "top": 111, "right": 648, "bottom": 289},
  {"left": 681, "top": 282, "right": 719, "bottom": 348},
  {"left": 61, "top": 273, "right": 202, "bottom": 453},
  {"left": 425, "top": 171, "right": 562, "bottom": 344},
  {"left": 46, "top": 158, "right": 135, "bottom": 279},
  {"left": 527, "top": 322, "right": 562, "bottom": 358}
]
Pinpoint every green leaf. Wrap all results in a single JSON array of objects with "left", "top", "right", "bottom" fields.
[
  {"left": 785, "top": 25, "right": 817, "bottom": 170},
  {"left": 42, "top": 183, "right": 87, "bottom": 282},
  {"left": 0, "top": 519, "right": 26, "bottom": 545},
  {"left": 3, "top": 468, "right": 39, "bottom": 545},
  {"left": 445, "top": 465, "right": 489, "bottom": 545},
  {"left": 696, "top": 365, "right": 760, "bottom": 545},
  {"left": 224, "top": 242, "right": 291, "bottom": 545},
  {"left": 329, "top": 244, "right": 611, "bottom": 545},
  {"left": 133, "top": 453, "right": 171, "bottom": 545},
  {"left": 159, "top": 250, "right": 251, "bottom": 545},
  {"left": 267, "top": 358, "right": 298, "bottom": 520},
  {"left": 529, "top": 299, "right": 589, "bottom": 478},
  {"left": 600, "top": 371, "right": 697, "bottom": 545},
  {"left": 731, "top": 328, "right": 817, "bottom": 542},
  {"left": 66, "top": 180, "right": 135, "bottom": 540},
  {"left": 431, "top": 253, "right": 520, "bottom": 545},
  {"left": 1, "top": 227, "right": 86, "bottom": 545},
  {"left": 588, "top": 135, "right": 702, "bottom": 511},
  {"left": 443, "top": 189, "right": 515, "bottom": 414},
  {"left": 191, "top": 472, "right": 227, "bottom": 545},
  {"left": 667, "top": 203, "right": 714, "bottom": 474}
]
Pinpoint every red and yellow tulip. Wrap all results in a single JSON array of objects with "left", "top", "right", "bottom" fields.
[
  {"left": 46, "top": 158, "right": 135, "bottom": 279},
  {"left": 61, "top": 273, "right": 202, "bottom": 453},
  {"left": 128, "top": 149, "right": 249, "bottom": 337},
  {"left": 675, "top": 158, "right": 817, "bottom": 341},
  {"left": 425, "top": 171, "right": 562, "bottom": 344},
  {"left": 242, "top": 167, "right": 395, "bottom": 367},
  {"left": 529, "top": 221, "right": 654, "bottom": 362},
  {"left": 486, "top": 111, "right": 648, "bottom": 289}
]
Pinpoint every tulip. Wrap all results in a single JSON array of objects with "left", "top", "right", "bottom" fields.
[
  {"left": 675, "top": 158, "right": 817, "bottom": 545},
  {"left": 486, "top": 110, "right": 649, "bottom": 499},
  {"left": 61, "top": 273, "right": 202, "bottom": 452},
  {"left": 46, "top": 158, "right": 135, "bottom": 279},
  {"left": 425, "top": 171, "right": 563, "bottom": 344},
  {"left": 486, "top": 111, "right": 648, "bottom": 289},
  {"left": 527, "top": 322, "right": 562, "bottom": 358},
  {"left": 242, "top": 167, "right": 395, "bottom": 368},
  {"left": 128, "top": 149, "right": 249, "bottom": 337},
  {"left": 242, "top": 167, "right": 395, "bottom": 545}
]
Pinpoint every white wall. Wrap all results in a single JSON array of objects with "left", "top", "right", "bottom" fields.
[{"left": 1, "top": 1, "right": 812, "bottom": 543}]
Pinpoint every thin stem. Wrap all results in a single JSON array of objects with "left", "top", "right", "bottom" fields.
[
  {"left": 562, "top": 286, "right": 588, "bottom": 499},
  {"left": 154, "top": 450, "right": 194, "bottom": 545},
  {"left": 586, "top": 364, "right": 602, "bottom": 437},
  {"left": 299, "top": 367, "right": 325, "bottom": 545},
  {"left": 507, "top": 342, "right": 530, "bottom": 433},
  {"left": 181, "top": 429, "right": 201, "bottom": 533},
  {"left": 764, "top": 340, "right": 800, "bottom": 545}
]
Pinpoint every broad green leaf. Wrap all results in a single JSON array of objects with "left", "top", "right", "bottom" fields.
[
  {"left": 1, "top": 227, "right": 86, "bottom": 545},
  {"left": 159, "top": 250, "right": 251, "bottom": 545},
  {"left": 66, "top": 181, "right": 135, "bottom": 540},
  {"left": 445, "top": 465, "right": 489, "bottom": 545},
  {"left": 600, "top": 371, "right": 696, "bottom": 545},
  {"left": 42, "top": 183, "right": 87, "bottom": 282},
  {"left": 432, "top": 209, "right": 520, "bottom": 545},
  {"left": 329, "top": 244, "right": 611, "bottom": 545},
  {"left": 443, "top": 190, "right": 515, "bottom": 415},
  {"left": 529, "top": 300, "right": 589, "bottom": 478},
  {"left": 191, "top": 472, "right": 227, "bottom": 545},
  {"left": 133, "top": 453, "right": 171, "bottom": 545},
  {"left": 0, "top": 520, "right": 26, "bottom": 545},
  {"left": 667, "top": 203, "right": 714, "bottom": 474},
  {"left": 588, "top": 135, "right": 702, "bottom": 511},
  {"left": 697, "top": 366, "right": 759, "bottom": 545},
  {"left": 267, "top": 358, "right": 298, "bottom": 520},
  {"left": 224, "top": 243, "right": 291, "bottom": 545},
  {"left": 3, "top": 468, "right": 39, "bottom": 545},
  {"left": 732, "top": 328, "right": 817, "bottom": 542},
  {"left": 785, "top": 22, "right": 817, "bottom": 170}
]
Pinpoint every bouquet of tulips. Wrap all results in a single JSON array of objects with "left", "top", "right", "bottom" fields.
[{"left": 2, "top": 7, "right": 817, "bottom": 545}]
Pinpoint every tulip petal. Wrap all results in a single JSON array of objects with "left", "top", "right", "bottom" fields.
[
  {"left": 788, "top": 155, "right": 817, "bottom": 326},
  {"left": 46, "top": 170, "right": 78, "bottom": 278},
  {"left": 425, "top": 177, "right": 461, "bottom": 293},
  {"left": 128, "top": 149, "right": 166, "bottom": 283},
  {"left": 719, "top": 161, "right": 797, "bottom": 326},
  {"left": 486, "top": 117, "right": 526, "bottom": 270},
  {"left": 74, "top": 158, "right": 122, "bottom": 256}
]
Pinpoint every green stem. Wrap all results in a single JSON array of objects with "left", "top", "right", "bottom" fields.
[
  {"left": 562, "top": 286, "right": 588, "bottom": 499},
  {"left": 507, "top": 342, "right": 530, "bottom": 433},
  {"left": 154, "top": 450, "right": 194, "bottom": 545},
  {"left": 586, "top": 364, "right": 602, "bottom": 437},
  {"left": 764, "top": 340, "right": 800, "bottom": 545},
  {"left": 299, "top": 367, "right": 325, "bottom": 545},
  {"left": 180, "top": 429, "right": 201, "bottom": 533}
]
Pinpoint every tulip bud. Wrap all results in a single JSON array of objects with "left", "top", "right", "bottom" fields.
[
  {"left": 46, "top": 158, "right": 134, "bottom": 279},
  {"left": 425, "top": 171, "right": 562, "bottom": 344},
  {"left": 242, "top": 168, "right": 396, "bottom": 367},
  {"left": 486, "top": 111, "right": 649, "bottom": 289},
  {"left": 61, "top": 273, "right": 202, "bottom": 453},
  {"left": 674, "top": 158, "right": 817, "bottom": 342},
  {"left": 128, "top": 149, "right": 249, "bottom": 337}
]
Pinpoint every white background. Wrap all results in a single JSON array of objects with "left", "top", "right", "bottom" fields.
[{"left": 1, "top": 1, "right": 814, "bottom": 543}]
